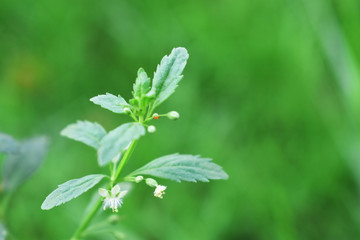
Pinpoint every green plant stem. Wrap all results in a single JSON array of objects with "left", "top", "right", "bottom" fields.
[
  {"left": 71, "top": 139, "right": 139, "bottom": 240},
  {"left": 113, "top": 140, "right": 138, "bottom": 183},
  {"left": 0, "top": 192, "right": 12, "bottom": 223},
  {"left": 71, "top": 197, "right": 103, "bottom": 240}
]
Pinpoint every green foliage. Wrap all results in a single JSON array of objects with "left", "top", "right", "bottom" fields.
[
  {"left": 146, "top": 47, "right": 189, "bottom": 109},
  {"left": 0, "top": 133, "right": 19, "bottom": 154},
  {"left": 1, "top": 1, "right": 360, "bottom": 239},
  {"left": 129, "top": 154, "right": 228, "bottom": 182},
  {"left": 41, "top": 174, "right": 106, "bottom": 210},
  {"left": 130, "top": 68, "right": 152, "bottom": 109},
  {"left": 98, "top": 123, "right": 145, "bottom": 166},
  {"left": 2, "top": 136, "right": 48, "bottom": 191},
  {"left": 90, "top": 93, "right": 129, "bottom": 114},
  {"left": 61, "top": 121, "right": 107, "bottom": 149},
  {"left": 39, "top": 47, "right": 228, "bottom": 239}
]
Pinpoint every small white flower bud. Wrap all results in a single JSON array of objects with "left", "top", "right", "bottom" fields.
[
  {"left": 167, "top": 111, "right": 180, "bottom": 120},
  {"left": 124, "top": 107, "right": 131, "bottom": 114},
  {"left": 135, "top": 176, "right": 144, "bottom": 183},
  {"left": 152, "top": 113, "right": 160, "bottom": 119},
  {"left": 147, "top": 125, "right": 156, "bottom": 133},
  {"left": 145, "top": 178, "right": 158, "bottom": 187}
]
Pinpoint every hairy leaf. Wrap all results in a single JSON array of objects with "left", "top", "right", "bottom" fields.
[
  {"left": 41, "top": 174, "right": 106, "bottom": 210},
  {"left": 129, "top": 154, "right": 228, "bottom": 182},
  {"left": 132, "top": 68, "right": 151, "bottom": 100},
  {"left": 98, "top": 123, "right": 145, "bottom": 166},
  {"left": 147, "top": 47, "right": 189, "bottom": 108},
  {"left": 0, "top": 132, "right": 20, "bottom": 154},
  {"left": 2, "top": 136, "right": 48, "bottom": 191},
  {"left": 90, "top": 93, "right": 129, "bottom": 114},
  {"left": 61, "top": 121, "right": 106, "bottom": 149}
]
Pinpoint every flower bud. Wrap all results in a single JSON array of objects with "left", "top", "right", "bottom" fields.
[
  {"left": 135, "top": 176, "right": 144, "bottom": 183},
  {"left": 147, "top": 125, "right": 156, "bottom": 133},
  {"left": 167, "top": 111, "right": 180, "bottom": 120},
  {"left": 124, "top": 107, "right": 131, "bottom": 114},
  {"left": 145, "top": 178, "right": 158, "bottom": 187},
  {"left": 153, "top": 113, "right": 160, "bottom": 119}
]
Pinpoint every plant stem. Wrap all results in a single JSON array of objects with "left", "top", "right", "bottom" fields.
[
  {"left": 71, "top": 198, "right": 102, "bottom": 240},
  {"left": 113, "top": 140, "right": 138, "bottom": 183},
  {"left": 71, "top": 139, "right": 139, "bottom": 240}
]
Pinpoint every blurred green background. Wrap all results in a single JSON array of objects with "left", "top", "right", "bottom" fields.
[{"left": 1, "top": 0, "right": 360, "bottom": 239}]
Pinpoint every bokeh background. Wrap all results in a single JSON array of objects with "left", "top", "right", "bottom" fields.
[{"left": 1, "top": 0, "right": 360, "bottom": 239}]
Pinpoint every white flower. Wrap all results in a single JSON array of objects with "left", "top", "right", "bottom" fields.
[
  {"left": 98, "top": 185, "right": 128, "bottom": 212},
  {"left": 154, "top": 185, "right": 167, "bottom": 199}
]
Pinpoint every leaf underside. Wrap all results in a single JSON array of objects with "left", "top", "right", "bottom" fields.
[
  {"left": 90, "top": 93, "right": 129, "bottom": 114},
  {"left": 41, "top": 174, "right": 106, "bottom": 210},
  {"left": 98, "top": 123, "right": 145, "bottom": 166},
  {"left": 0, "top": 132, "right": 20, "bottom": 154},
  {"left": 61, "top": 121, "right": 106, "bottom": 149},
  {"left": 129, "top": 154, "right": 228, "bottom": 182},
  {"left": 2, "top": 136, "right": 48, "bottom": 191}
]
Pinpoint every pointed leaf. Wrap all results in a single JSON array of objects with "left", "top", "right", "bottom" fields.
[
  {"left": 147, "top": 47, "right": 189, "bottom": 108},
  {"left": 129, "top": 154, "right": 228, "bottom": 182},
  {"left": 98, "top": 123, "right": 145, "bottom": 166},
  {"left": 2, "top": 136, "right": 48, "bottom": 191},
  {"left": 41, "top": 174, "right": 106, "bottom": 210},
  {"left": 0, "top": 133, "right": 20, "bottom": 154},
  {"left": 61, "top": 121, "right": 106, "bottom": 149},
  {"left": 90, "top": 93, "right": 129, "bottom": 114},
  {"left": 132, "top": 68, "right": 151, "bottom": 99}
]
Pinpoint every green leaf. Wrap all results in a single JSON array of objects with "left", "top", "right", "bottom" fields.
[
  {"left": 147, "top": 47, "right": 189, "bottom": 108},
  {"left": 2, "top": 136, "right": 48, "bottom": 191},
  {"left": 132, "top": 68, "right": 151, "bottom": 100},
  {"left": 61, "top": 121, "right": 106, "bottom": 149},
  {"left": 129, "top": 154, "right": 228, "bottom": 182},
  {"left": 0, "top": 132, "right": 20, "bottom": 154},
  {"left": 41, "top": 174, "right": 106, "bottom": 210},
  {"left": 98, "top": 123, "right": 145, "bottom": 166},
  {"left": 90, "top": 93, "right": 129, "bottom": 114}
]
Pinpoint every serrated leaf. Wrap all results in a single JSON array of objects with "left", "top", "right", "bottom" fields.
[
  {"left": 41, "top": 174, "right": 106, "bottom": 210},
  {"left": 132, "top": 68, "right": 151, "bottom": 100},
  {"left": 129, "top": 154, "right": 228, "bottom": 182},
  {"left": 147, "top": 47, "right": 189, "bottom": 108},
  {"left": 90, "top": 93, "right": 129, "bottom": 114},
  {"left": 98, "top": 123, "right": 145, "bottom": 166},
  {"left": 61, "top": 121, "right": 106, "bottom": 149},
  {"left": 2, "top": 136, "right": 48, "bottom": 191},
  {"left": 0, "top": 132, "right": 20, "bottom": 154}
]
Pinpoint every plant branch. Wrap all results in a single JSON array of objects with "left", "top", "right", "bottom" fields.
[{"left": 71, "top": 139, "right": 139, "bottom": 240}]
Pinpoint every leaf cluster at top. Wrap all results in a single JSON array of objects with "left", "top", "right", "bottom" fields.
[{"left": 90, "top": 47, "right": 189, "bottom": 122}]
